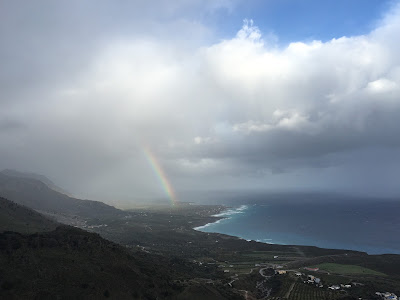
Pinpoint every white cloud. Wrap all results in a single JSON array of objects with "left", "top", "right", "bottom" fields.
[
  {"left": 366, "top": 78, "right": 398, "bottom": 93},
  {"left": 1, "top": 1, "right": 400, "bottom": 200}
]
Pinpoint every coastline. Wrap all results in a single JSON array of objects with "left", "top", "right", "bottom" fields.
[
  {"left": 193, "top": 203, "right": 400, "bottom": 255},
  {"left": 193, "top": 204, "right": 249, "bottom": 231}
]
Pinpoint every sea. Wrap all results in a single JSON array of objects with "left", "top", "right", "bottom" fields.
[{"left": 194, "top": 197, "right": 400, "bottom": 255}]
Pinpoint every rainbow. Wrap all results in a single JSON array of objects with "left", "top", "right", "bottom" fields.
[{"left": 142, "top": 145, "right": 178, "bottom": 205}]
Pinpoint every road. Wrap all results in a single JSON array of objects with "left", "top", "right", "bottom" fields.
[
  {"left": 259, "top": 268, "right": 271, "bottom": 278},
  {"left": 285, "top": 282, "right": 295, "bottom": 299}
]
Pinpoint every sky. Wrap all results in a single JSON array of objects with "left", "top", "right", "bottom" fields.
[{"left": 1, "top": 0, "right": 400, "bottom": 205}]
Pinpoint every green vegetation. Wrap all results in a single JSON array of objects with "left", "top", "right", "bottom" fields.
[
  {"left": 269, "top": 278, "right": 342, "bottom": 300},
  {"left": 315, "top": 262, "right": 386, "bottom": 276}
]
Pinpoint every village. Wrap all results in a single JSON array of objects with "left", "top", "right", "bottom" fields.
[{"left": 376, "top": 292, "right": 399, "bottom": 300}]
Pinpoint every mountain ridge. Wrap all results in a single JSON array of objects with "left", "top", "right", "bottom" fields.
[
  {"left": 0, "top": 172, "right": 122, "bottom": 219},
  {"left": 1, "top": 169, "right": 73, "bottom": 197}
]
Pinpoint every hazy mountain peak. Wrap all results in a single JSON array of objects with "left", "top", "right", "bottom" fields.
[
  {"left": 1, "top": 169, "right": 72, "bottom": 197},
  {"left": 0, "top": 171, "right": 120, "bottom": 219}
]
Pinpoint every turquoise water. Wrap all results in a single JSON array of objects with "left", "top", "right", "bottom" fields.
[{"left": 195, "top": 200, "right": 400, "bottom": 254}]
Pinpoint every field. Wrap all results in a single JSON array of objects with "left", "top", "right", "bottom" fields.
[
  {"left": 217, "top": 262, "right": 255, "bottom": 274},
  {"left": 242, "top": 250, "right": 299, "bottom": 261},
  {"left": 270, "top": 279, "right": 341, "bottom": 300},
  {"left": 315, "top": 262, "right": 386, "bottom": 276},
  {"left": 287, "top": 282, "right": 341, "bottom": 300}
]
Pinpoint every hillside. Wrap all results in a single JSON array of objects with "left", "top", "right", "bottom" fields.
[
  {"left": 0, "top": 226, "right": 178, "bottom": 299},
  {"left": 1, "top": 169, "right": 72, "bottom": 197},
  {"left": 0, "top": 197, "right": 57, "bottom": 233},
  {"left": 0, "top": 172, "right": 121, "bottom": 219},
  {"left": 0, "top": 197, "right": 242, "bottom": 300}
]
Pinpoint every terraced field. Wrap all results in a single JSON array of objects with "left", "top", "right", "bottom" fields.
[
  {"left": 287, "top": 283, "right": 341, "bottom": 300},
  {"left": 269, "top": 281, "right": 342, "bottom": 300}
]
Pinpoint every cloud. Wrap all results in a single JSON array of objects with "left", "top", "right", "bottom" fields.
[
  {"left": 366, "top": 78, "right": 399, "bottom": 93},
  {"left": 1, "top": 1, "right": 400, "bottom": 201}
]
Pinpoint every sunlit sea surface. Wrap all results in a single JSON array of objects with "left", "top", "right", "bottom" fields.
[{"left": 195, "top": 199, "right": 400, "bottom": 254}]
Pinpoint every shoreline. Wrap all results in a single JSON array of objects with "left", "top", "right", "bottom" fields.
[
  {"left": 193, "top": 203, "right": 400, "bottom": 255},
  {"left": 193, "top": 204, "right": 248, "bottom": 231},
  {"left": 193, "top": 217, "right": 226, "bottom": 231}
]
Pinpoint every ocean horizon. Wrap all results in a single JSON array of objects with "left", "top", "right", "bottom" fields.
[{"left": 194, "top": 199, "right": 400, "bottom": 255}]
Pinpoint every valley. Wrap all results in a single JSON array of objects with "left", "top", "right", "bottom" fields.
[{"left": 0, "top": 171, "right": 399, "bottom": 299}]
